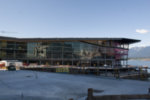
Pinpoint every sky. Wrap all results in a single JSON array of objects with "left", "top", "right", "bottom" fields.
[{"left": 0, "top": 0, "right": 150, "bottom": 47}]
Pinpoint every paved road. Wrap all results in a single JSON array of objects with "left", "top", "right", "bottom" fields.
[{"left": 0, "top": 70, "right": 149, "bottom": 100}]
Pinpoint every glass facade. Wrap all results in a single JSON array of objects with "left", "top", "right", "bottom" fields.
[{"left": 0, "top": 40, "right": 129, "bottom": 67}]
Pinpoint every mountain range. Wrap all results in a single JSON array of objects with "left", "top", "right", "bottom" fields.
[{"left": 129, "top": 46, "right": 150, "bottom": 58}]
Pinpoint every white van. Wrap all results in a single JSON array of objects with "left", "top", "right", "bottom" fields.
[{"left": 0, "top": 60, "right": 23, "bottom": 70}]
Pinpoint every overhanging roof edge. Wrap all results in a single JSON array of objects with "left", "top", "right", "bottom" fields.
[{"left": 0, "top": 36, "right": 140, "bottom": 44}]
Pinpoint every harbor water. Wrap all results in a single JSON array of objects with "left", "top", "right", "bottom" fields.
[{"left": 128, "top": 60, "right": 150, "bottom": 73}]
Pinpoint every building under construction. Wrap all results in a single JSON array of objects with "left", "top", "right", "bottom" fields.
[{"left": 0, "top": 36, "right": 140, "bottom": 68}]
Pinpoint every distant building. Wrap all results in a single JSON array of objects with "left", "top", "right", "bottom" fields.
[{"left": 0, "top": 36, "right": 140, "bottom": 67}]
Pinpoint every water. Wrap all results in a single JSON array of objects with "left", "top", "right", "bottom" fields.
[{"left": 128, "top": 60, "right": 150, "bottom": 73}]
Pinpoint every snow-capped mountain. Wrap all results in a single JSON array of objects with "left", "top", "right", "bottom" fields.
[{"left": 129, "top": 46, "right": 150, "bottom": 58}]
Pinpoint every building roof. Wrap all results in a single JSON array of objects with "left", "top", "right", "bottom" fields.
[{"left": 0, "top": 36, "right": 140, "bottom": 44}]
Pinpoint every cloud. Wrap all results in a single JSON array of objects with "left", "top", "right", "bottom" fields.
[
  {"left": 0, "top": 30, "right": 19, "bottom": 34},
  {"left": 136, "top": 29, "right": 149, "bottom": 34}
]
